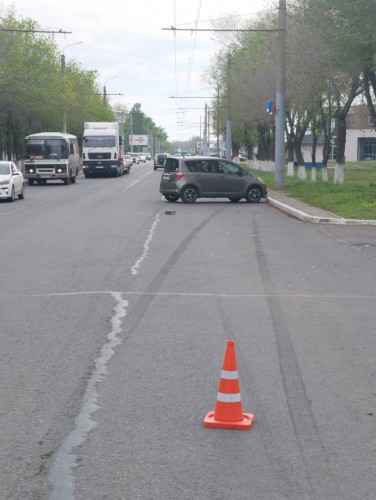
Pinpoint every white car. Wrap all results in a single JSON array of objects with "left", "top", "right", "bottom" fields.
[
  {"left": 137, "top": 153, "right": 146, "bottom": 163},
  {"left": 128, "top": 153, "right": 139, "bottom": 164},
  {"left": 0, "top": 161, "right": 25, "bottom": 201}
]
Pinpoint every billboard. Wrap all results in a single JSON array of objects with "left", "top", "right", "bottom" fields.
[{"left": 129, "top": 135, "right": 148, "bottom": 146}]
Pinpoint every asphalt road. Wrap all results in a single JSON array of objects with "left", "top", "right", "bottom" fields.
[{"left": 1, "top": 162, "right": 375, "bottom": 500}]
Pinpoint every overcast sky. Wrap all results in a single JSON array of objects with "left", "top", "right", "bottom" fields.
[{"left": 6, "top": 0, "right": 273, "bottom": 141}]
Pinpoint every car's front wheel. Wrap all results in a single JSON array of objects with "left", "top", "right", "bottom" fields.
[
  {"left": 180, "top": 186, "right": 198, "bottom": 203},
  {"left": 165, "top": 194, "right": 179, "bottom": 202},
  {"left": 18, "top": 184, "right": 25, "bottom": 199},
  {"left": 9, "top": 186, "right": 16, "bottom": 202},
  {"left": 245, "top": 186, "right": 262, "bottom": 203}
]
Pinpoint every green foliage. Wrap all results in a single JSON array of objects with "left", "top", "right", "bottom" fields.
[{"left": 0, "top": 7, "right": 166, "bottom": 159}]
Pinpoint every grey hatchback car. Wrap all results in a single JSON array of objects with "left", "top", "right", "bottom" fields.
[{"left": 159, "top": 156, "right": 267, "bottom": 203}]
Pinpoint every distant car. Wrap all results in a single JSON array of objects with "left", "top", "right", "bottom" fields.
[
  {"left": 128, "top": 153, "right": 139, "bottom": 164},
  {"left": 145, "top": 153, "right": 152, "bottom": 160},
  {"left": 239, "top": 152, "right": 247, "bottom": 162},
  {"left": 137, "top": 153, "right": 146, "bottom": 163},
  {"left": 0, "top": 161, "right": 25, "bottom": 201},
  {"left": 159, "top": 156, "right": 267, "bottom": 203},
  {"left": 154, "top": 153, "right": 168, "bottom": 170},
  {"left": 121, "top": 155, "right": 132, "bottom": 174}
]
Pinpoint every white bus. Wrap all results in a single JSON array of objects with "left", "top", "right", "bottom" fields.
[{"left": 23, "top": 132, "right": 80, "bottom": 185}]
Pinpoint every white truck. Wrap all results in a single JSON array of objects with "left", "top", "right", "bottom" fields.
[{"left": 82, "top": 122, "right": 123, "bottom": 177}]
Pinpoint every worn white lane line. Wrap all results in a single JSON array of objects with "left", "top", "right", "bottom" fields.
[
  {"left": 131, "top": 212, "right": 161, "bottom": 275},
  {"left": 48, "top": 292, "right": 128, "bottom": 500},
  {"left": 120, "top": 170, "right": 153, "bottom": 192}
]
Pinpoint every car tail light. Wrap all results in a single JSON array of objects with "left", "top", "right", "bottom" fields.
[{"left": 174, "top": 172, "right": 184, "bottom": 181}]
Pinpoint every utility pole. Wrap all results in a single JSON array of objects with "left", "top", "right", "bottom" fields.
[
  {"left": 274, "top": 0, "right": 286, "bottom": 189},
  {"left": 226, "top": 52, "right": 232, "bottom": 160},
  {"left": 203, "top": 103, "right": 208, "bottom": 155},
  {"left": 216, "top": 84, "right": 220, "bottom": 155},
  {"left": 130, "top": 113, "right": 133, "bottom": 153},
  {"left": 61, "top": 42, "right": 83, "bottom": 133}
]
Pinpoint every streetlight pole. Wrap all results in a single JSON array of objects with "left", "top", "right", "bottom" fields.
[
  {"left": 103, "top": 75, "right": 117, "bottom": 104},
  {"left": 216, "top": 84, "right": 220, "bottom": 155},
  {"left": 61, "top": 42, "right": 83, "bottom": 133},
  {"left": 274, "top": 0, "right": 286, "bottom": 189},
  {"left": 225, "top": 51, "right": 232, "bottom": 160},
  {"left": 211, "top": 39, "right": 233, "bottom": 160}
]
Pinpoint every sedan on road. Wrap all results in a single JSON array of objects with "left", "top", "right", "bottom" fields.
[
  {"left": 121, "top": 155, "right": 132, "bottom": 174},
  {"left": 0, "top": 161, "right": 25, "bottom": 201},
  {"left": 128, "top": 153, "right": 139, "bottom": 164}
]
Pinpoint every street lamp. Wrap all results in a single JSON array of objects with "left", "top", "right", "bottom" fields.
[
  {"left": 211, "top": 38, "right": 234, "bottom": 160},
  {"left": 103, "top": 75, "right": 117, "bottom": 103},
  {"left": 61, "top": 42, "right": 83, "bottom": 133}
]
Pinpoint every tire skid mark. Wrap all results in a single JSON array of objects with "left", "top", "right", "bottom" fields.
[
  {"left": 252, "top": 215, "right": 342, "bottom": 499},
  {"left": 212, "top": 294, "right": 312, "bottom": 499},
  {"left": 47, "top": 209, "right": 222, "bottom": 499},
  {"left": 121, "top": 209, "right": 223, "bottom": 346}
]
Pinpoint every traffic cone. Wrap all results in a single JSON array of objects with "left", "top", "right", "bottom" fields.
[{"left": 203, "top": 339, "right": 254, "bottom": 430}]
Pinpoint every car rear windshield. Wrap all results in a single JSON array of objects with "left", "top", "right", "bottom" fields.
[{"left": 164, "top": 157, "right": 179, "bottom": 172}]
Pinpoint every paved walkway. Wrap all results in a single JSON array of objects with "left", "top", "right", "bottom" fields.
[{"left": 267, "top": 190, "right": 376, "bottom": 226}]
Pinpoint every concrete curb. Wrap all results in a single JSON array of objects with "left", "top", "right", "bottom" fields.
[{"left": 267, "top": 197, "right": 376, "bottom": 226}]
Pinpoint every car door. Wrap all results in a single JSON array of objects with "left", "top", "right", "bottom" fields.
[
  {"left": 11, "top": 163, "right": 22, "bottom": 194},
  {"left": 185, "top": 159, "right": 219, "bottom": 196},
  {"left": 216, "top": 160, "right": 247, "bottom": 196}
]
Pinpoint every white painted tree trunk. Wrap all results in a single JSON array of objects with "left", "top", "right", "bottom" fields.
[
  {"left": 310, "top": 167, "right": 316, "bottom": 182},
  {"left": 287, "top": 161, "right": 294, "bottom": 176},
  {"left": 334, "top": 164, "right": 344, "bottom": 185},
  {"left": 322, "top": 167, "right": 328, "bottom": 182},
  {"left": 298, "top": 166, "right": 307, "bottom": 180}
]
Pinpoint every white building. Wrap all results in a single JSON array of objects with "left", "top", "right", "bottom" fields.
[{"left": 302, "top": 105, "right": 376, "bottom": 165}]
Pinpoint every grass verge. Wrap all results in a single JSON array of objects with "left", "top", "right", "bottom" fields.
[{"left": 249, "top": 162, "right": 376, "bottom": 220}]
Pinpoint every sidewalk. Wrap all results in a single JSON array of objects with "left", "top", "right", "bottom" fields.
[{"left": 267, "top": 190, "right": 376, "bottom": 226}]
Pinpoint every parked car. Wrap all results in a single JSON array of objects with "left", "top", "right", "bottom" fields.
[
  {"left": 128, "top": 153, "right": 139, "bottom": 164},
  {"left": 137, "top": 153, "right": 146, "bottom": 163},
  {"left": 0, "top": 161, "right": 25, "bottom": 201},
  {"left": 121, "top": 155, "right": 132, "bottom": 174},
  {"left": 239, "top": 152, "right": 247, "bottom": 162},
  {"left": 154, "top": 153, "right": 168, "bottom": 170},
  {"left": 159, "top": 156, "right": 267, "bottom": 203}
]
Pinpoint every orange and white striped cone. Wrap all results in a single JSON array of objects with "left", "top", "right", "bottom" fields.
[{"left": 203, "top": 339, "right": 254, "bottom": 430}]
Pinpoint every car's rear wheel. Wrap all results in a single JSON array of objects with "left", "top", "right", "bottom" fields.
[
  {"left": 180, "top": 186, "right": 198, "bottom": 203},
  {"left": 165, "top": 194, "right": 179, "bottom": 202},
  {"left": 245, "top": 186, "right": 262, "bottom": 203}
]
